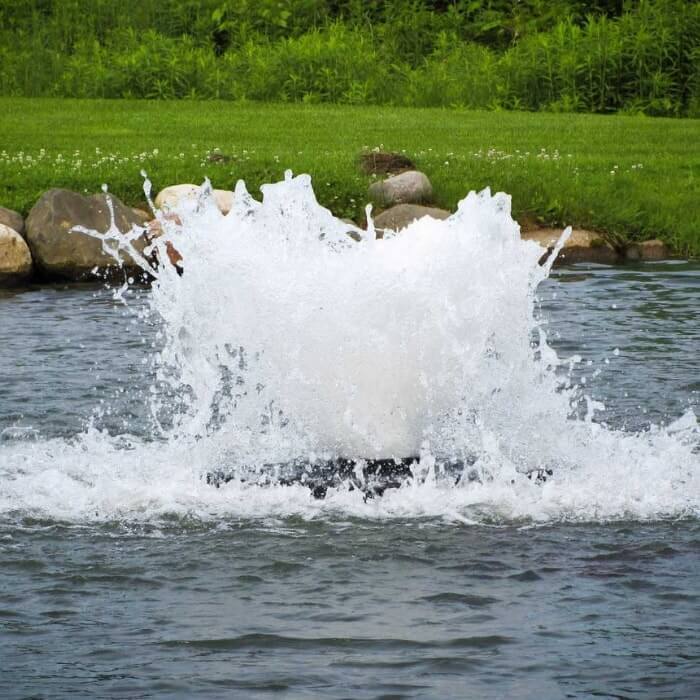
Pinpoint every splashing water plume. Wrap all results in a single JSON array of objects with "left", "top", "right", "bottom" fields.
[{"left": 0, "top": 173, "right": 697, "bottom": 524}]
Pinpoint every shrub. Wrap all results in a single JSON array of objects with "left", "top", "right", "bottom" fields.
[{"left": 0, "top": 0, "right": 698, "bottom": 115}]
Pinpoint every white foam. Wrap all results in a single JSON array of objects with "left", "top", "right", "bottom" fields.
[{"left": 0, "top": 174, "right": 697, "bottom": 525}]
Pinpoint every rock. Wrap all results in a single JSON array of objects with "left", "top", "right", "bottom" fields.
[
  {"left": 154, "top": 184, "right": 234, "bottom": 215},
  {"left": 154, "top": 184, "right": 199, "bottom": 210},
  {"left": 373, "top": 204, "right": 451, "bottom": 233},
  {"left": 625, "top": 239, "right": 669, "bottom": 261},
  {"left": 25, "top": 189, "right": 148, "bottom": 280},
  {"left": 213, "top": 189, "right": 234, "bottom": 215},
  {"left": 0, "top": 207, "right": 25, "bottom": 237},
  {"left": 368, "top": 171, "right": 433, "bottom": 207},
  {"left": 0, "top": 224, "right": 33, "bottom": 285},
  {"left": 517, "top": 212, "right": 542, "bottom": 233},
  {"left": 359, "top": 151, "right": 415, "bottom": 175},
  {"left": 131, "top": 207, "right": 152, "bottom": 225},
  {"left": 207, "top": 152, "right": 232, "bottom": 164},
  {"left": 522, "top": 228, "right": 621, "bottom": 265}
]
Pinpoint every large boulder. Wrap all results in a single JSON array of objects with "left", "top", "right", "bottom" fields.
[
  {"left": 0, "top": 224, "right": 33, "bottom": 286},
  {"left": 25, "top": 189, "right": 148, "bottom": 280},
  {"left": 0, "top": 207, "right": 24, "bottom": 237},
  {"left": 155, "top": 184, "right": 234, "bottom": 215},
  {"left": 368, "top": 171, "right": 433, "bottom": 207},
  {"left": 522, "top": 228, "right": 621, "bottom": 265},
  {"left": 373, "top": 204, "right": 451, "bottom": 234}
]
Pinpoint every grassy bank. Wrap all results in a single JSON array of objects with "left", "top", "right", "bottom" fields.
[{"left": 1, "top": 98, "right": 699, "bottom": 254}]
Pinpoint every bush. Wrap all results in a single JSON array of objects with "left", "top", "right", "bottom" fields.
[
  {"left": 224, "top": 24, "right": 391, "bottom": 103},
  {"left": 0, "top": 0, "right": 698, "bottom": 115}
]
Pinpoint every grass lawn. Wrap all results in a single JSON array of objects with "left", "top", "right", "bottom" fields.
[{"left": 1, "top": 98, "right": 699, "bottom": 255}]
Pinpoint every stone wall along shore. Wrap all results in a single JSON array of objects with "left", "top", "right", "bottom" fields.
[{"left": 0, "top": 157, "right": 672, "bottom": 288}]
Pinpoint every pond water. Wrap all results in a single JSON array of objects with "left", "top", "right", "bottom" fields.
[
  {"left": 1, "top": 260, "right": 698, "bottom": 699},
  {"left": 1, "top": 174, "right": 699, "bottom": 698}
]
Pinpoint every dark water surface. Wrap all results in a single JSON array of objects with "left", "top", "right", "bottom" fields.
[
  {"left": 1, "top": 261, "right": 699, "bottom": 699},
  {"left": 2, "top": 520, "right": 699, "bottom": 699}
]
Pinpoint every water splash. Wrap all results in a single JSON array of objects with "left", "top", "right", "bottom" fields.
[
  {"left": 148, "top": 174, "right": 567, "bottom": 460},
  {"left": 0, "top": 174, "right": 697, "bottom": 525}
]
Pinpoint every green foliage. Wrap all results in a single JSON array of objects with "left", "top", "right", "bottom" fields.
[{"left": 0, "top": 0, "right": 698, "bottom": 114}]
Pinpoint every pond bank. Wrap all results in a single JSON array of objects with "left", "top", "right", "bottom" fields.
[{"left": 0, "top": 186, "right": 676, "bottom": 288}]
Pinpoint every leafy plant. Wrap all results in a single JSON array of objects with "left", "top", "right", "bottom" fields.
[{"left": 0, "top": 0, "right": 698, "bottom": 115}]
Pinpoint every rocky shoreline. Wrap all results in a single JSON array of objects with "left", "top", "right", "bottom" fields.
[{"left": 0, "top": 160, "right": 673, "bottom": 288}]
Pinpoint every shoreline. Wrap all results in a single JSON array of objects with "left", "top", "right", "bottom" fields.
[{"left": 0, "top": 181, "right": 686, "bottom": 289}]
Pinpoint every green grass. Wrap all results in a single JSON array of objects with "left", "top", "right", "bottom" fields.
[{"left": 1, "top": 98, "right": 699, "bottom": 255}]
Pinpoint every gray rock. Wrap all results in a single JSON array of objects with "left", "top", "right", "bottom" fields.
[
  {"left": 0, "top": 224, "right": 33, "bottom": 286},
  {"left": 522, "top": 228, "right": 621, "bottom": 265},
  {"left": 0, "top": 207, "right": 25, "bottom": 237},
  {"left": 373, "top": 204, "right": 451, "bottom": 233},
  {"left": 26, "top": 189, "right": 148, "bottom": 280},
  {"left": 368, "top": 171, "right": 433, "bottom": 207},
  {"left": 625, "top": 239, "right": 669, "bottom": 261}
]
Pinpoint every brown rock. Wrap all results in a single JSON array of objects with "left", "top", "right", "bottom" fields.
[
  {"left": 359, "top": 151, "right": 415, "bottom": 176},
  {"left": 141, "top": 214, "right": 184, "bottom": 271},
  {"left": 0, "top": 207, "right": 25, "bottom": 237},
  {"left": 0, "top": 224, "right": 33, "bottom": 286},
  {"left": 522, "top": 228, "right": 621, "bottom": 265},
  {"left": 625, "top": 239, "right": 669, "bottom": 261},
  {"left": 373, "top": 204, "right": 451, "bottom": 233},
  {"left": 25, "top": 189, "right": 148, "bottom": 280},
  {"left": 207, "top": 152, "right": 232, "bottom": 164},
  {"left": 131, "top": 207, "right": 152, "bottom": 225}
]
